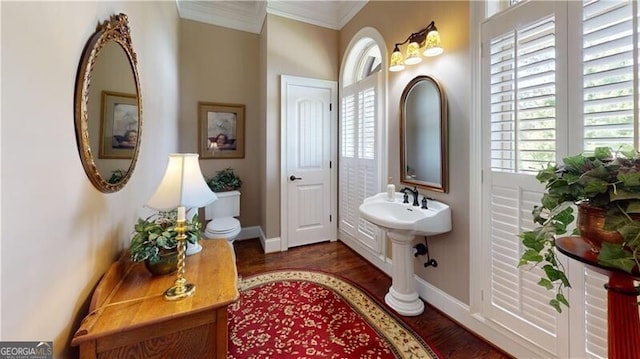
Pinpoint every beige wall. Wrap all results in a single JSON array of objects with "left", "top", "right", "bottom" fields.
[
  {"left": 262, "top": 15, "right": 339, "bottom": 239},
  {"left": 340, "top": 1, "right": 471, "bottom": 303},
  {"left": 178, "top": 20, "right": 260, "bottom": 227},
  {"left": 1, "top": 2, "right": 180, "bottom": 357}
]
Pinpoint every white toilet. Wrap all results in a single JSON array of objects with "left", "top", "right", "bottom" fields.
[{"left": 204, "top": 190, "right": 241, "bottom": 243}]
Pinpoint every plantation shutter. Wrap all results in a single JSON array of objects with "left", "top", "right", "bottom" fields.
[
  {"left": 340, "top": 93, "right": 358, "bottom": 236},
  {"left": 480, "top": 0, "right": 640, "bottom": 356},
  {"left": 489, "top": 15, "right": 557, "bottom": 174},
  {"left": 481, "top": 1, "right": 568, "bottom": 356},
  {"left": 339, "top": 74, "right": 380, "bottom": 252},
  {"left": 582, "top": 0, "right": 636, "bottom": 152},
  {"left": 584, "top": 269, "right": 608, "bottom": 358},
  {"left": 570, "top": 1, "right": 638, "bottom": 357}
]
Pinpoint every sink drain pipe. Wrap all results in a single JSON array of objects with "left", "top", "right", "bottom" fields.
[{"left": 413, "top": 237, "right": 438, "bottom": 268}]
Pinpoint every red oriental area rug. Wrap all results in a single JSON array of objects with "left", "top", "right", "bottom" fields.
[{"left": 228, "top": 270, "right": 441, "bottom": 359}]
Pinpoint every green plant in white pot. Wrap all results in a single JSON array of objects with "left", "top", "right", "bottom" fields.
[{"left": 519, "top": 146, "right": 640, "bottom": 312}]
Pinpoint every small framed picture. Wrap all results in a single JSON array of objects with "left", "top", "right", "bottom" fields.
[
  {"left": 99, "top": 91, "right": 138, "bottom": 159},
  {"left": 198, "top": 102, "right": 245, "bottom": 159}
]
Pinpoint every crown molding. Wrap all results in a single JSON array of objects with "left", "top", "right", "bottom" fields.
[
  {"left": 176, "top": 0, "right": 367, "bottom": 34},
  {"left": 177, "top": 1, "right": 266, "bottom": 34}
]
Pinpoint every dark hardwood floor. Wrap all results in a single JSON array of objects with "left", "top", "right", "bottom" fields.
[{"left": 232, "top": 238, "right": 513, "bottom": 359}]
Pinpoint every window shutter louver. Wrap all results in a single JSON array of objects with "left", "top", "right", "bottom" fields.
[
  {"left": 339, "top": 75, "right": 380, "bottom": 252},
  {"left": 342, "top": 95, "right": 356, "bottom": 159},
  {"left": 576, "top": 2, "right": 637, "bottom": 356},
  {"left": 489, "top": 16, "right": 557, "bottom": 173},
  {"left": 490, "top": 32, "right": 517, "bottom": 172},
  {"left": 356, "top": 83, "right": 379, "bottom": 250},
  {"left": 482, "top": 2, "right": 565, "bottom": 355},
  {"left": 582, "top": 0, "right": 635, "bottom": 151},
  {"left": 359, "top": 88, "right": 376, "bottom": 160},
  {"left": 487, "top": 179, "right": 560, "bottom": 351},
  {"left": 584, "top": 269, "right": 608, "bottom": 359},
  {"left": 340, "top": 94, "right": 357, "bottom": 235}
]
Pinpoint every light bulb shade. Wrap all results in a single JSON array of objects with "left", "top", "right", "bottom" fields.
[
  {"left": 389, "top": 48, "right": 405, "bottom": 72},
  {"left": 146, "top": 153, "right": 217, "bottom": 212},
  {"left": 404, "top": 42, "right": 422, "bottom": 65},
  {"left": 424, "top": 30, "right": 443, "bottom": 57}
]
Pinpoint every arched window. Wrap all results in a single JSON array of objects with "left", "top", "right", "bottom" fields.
[
  {"left": 342, "top": 37, "right": 382, "bottom": 86},
  {"left": 338, "top": 28, "right": 388, "bottom": 259}
]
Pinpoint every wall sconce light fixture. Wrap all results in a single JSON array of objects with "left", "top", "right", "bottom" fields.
[{"left": 389, "top": 21, "right": 443, "bottom": 72}]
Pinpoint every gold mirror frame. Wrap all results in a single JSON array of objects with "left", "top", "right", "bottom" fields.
[
  {"left": 74, "top": 13, "right": 142, "bottom": 193},
  {"left": 400, "top": 75, "right": 448, "bottom": 193}
]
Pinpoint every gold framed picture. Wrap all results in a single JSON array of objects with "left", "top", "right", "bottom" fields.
[
  {"left": 99, "top": 91, "right": 138, "bottom": 159},
  {"left": 198, "top": 102, "right": 245, "bottom": 159}
]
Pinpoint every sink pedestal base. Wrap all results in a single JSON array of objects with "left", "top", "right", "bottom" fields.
[
  {"left": 385, "top": 287, "right": 424, "bottom": 316},
  {"left": 385, "top": 231, "right": 424, "bottom": 316}
]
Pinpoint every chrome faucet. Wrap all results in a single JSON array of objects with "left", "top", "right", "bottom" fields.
[{"left": 401, "top": 186, "right": 420, "bottom": 206}]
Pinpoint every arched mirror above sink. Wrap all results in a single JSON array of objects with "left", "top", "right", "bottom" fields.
[
  {"left": 400, "top": 75, "right": 448, "bottom": 193},
  {"left": 75, "top": 13, "right": 142, "bottom": 193}
]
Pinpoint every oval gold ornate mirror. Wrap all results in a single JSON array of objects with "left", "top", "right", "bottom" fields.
[
  {"left": 75, "top": 13, "right": 142, "bottom": 193},
  {"left": 400, "top": 75, "right": 448, "bottom": 192}
]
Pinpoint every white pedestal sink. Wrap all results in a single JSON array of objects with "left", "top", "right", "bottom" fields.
[{"left": 358, "top": 192, "right": 452, "bottom": 316}]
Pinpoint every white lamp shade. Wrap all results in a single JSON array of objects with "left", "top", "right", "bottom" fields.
[{"left": 146, "top": 153, "right": 217, "bottom": 212}]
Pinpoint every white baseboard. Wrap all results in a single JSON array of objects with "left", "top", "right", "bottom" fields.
[
  {"left": 262, "top": 237, "right": 281, "bottom": 253},
  {"left": 231, "top": 225, "right": 281, "bottom": 254},
  {"left": 251, "top": 226, "right": 281, "bottom": 253},
  {"left": 235, "top": 226, "right": 261, "bottom": 241}
]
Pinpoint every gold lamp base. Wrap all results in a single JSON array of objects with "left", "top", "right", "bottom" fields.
[
  {"left": 163, "top": 217, "right": 196, "bottom": 301},
  {"left": 164, "top": 282, "right": 196, "bottom": 301}
]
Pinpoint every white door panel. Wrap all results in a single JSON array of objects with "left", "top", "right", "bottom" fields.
[{"left": 281, "top": 75, "right": 337, "bottom": 248}]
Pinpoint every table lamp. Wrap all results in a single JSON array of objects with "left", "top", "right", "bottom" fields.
[{"left": 146, "top": 153, "right": 217, "bottom": 300}]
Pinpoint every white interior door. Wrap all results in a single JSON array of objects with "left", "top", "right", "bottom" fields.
[{"left": 281, "top": 75, "right": 337, "bottom": 248}]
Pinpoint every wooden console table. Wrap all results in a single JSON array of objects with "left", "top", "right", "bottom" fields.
[
  {"left": 556, "top": 236, "right": 640, "bottom": 359},
  {"left": 71, "top": 239, "right": 239, "bottom": 359}
]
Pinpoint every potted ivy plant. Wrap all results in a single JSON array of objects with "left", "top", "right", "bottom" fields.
[
  {"left": 519, "top": 146, "right": 640, "bottom": 312},
  {"left": 206, "top": 167, "right": 242, "bottom": 192},
  {"left": 129, "top": 210, "right": 202, "bottom": 275}
]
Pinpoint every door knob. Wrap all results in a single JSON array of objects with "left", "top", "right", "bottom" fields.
[{"left": 289, "top": 175, "right": 302, "bottom": 181}]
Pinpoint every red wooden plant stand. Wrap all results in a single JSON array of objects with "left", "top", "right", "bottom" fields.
[{"left": 556, "top": 236, "right": 640, "bottom": 359}]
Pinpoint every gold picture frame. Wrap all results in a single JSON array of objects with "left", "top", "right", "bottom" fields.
[
  {"left": 99, "top": 91, "right": 139, "bottom": 159},
  {"left": 198, "top": 102, "right": 245, "bottom": 159}
]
